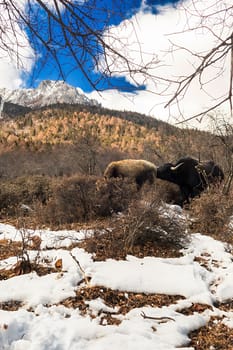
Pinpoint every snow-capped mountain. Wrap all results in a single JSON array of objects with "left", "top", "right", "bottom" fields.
[{"left": 0, "top": 80, "right": 99, "bottom": 109}]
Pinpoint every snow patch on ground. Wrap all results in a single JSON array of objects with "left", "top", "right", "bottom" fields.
[{"left": 0, "top": 216, "right": 232, "bottom": 349}]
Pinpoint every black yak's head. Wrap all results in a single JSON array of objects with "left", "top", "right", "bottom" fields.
[
  {"left": 156, "top": 163, "right": 177, "bottom": 183},
  {"left": 156, "top": 158, "right": 198, "bottom": 186}
]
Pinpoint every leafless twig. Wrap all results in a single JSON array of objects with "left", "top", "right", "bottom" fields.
[
  {"left": 70, "top": 252, "right": 90, "bottom": 285},
  {"left": 141, "top": 311, "right": 175, "bottom": 322}
]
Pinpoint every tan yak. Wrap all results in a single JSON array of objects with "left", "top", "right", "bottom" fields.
[{"left": 104, "top": 159, "right": 157, "bottom": 189}]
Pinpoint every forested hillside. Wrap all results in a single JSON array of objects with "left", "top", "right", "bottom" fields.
[{"left": 0, "top": 104, "right": 226, "bottom": 178}]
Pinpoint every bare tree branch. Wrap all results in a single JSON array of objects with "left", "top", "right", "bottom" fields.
[
  {"left": 163, "top": 1, "right": 233, "bottom": 122},
  {"left": 0, "top": 0, "right": 159, "bottom": 91}
]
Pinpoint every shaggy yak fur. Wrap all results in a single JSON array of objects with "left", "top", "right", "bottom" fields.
[
  {"left": 156, "top": 156, "right": 224, "bottom": 206},
  {"left": 104, "top": 159, "right": 157, "bottom": 189}
]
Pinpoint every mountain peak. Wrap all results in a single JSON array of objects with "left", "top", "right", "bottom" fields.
[
  {"left": 38, "top": 80, "right": 68, "bottom": 90},
  {"left": 0, "top": 80, "right": 100, "bottom": 109},
  {"left": 38, "top": 80, "right": 57, "bottom": 89}
]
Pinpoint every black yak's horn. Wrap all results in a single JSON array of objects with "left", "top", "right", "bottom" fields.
[{"left": 170, "top": 162, "right": 184, "bottom": 171}]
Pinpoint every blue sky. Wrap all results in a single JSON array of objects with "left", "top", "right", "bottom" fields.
[{"left": 27, "top": 0, "right": 181, "bottom": 93}]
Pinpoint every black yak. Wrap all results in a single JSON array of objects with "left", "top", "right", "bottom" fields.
[
  {"left": 104, "top": 159, "right": 157, "bottom": 189},
  {"left": 156, "top": 157, "right": 224, "bottom": 206}
]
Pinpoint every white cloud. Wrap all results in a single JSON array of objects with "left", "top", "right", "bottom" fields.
[
  {"left": 89, "top": 0, "right": 233, "bottom": 129},
  {"left": 0, "top": 0, "right": 67, "bottom": 90},
  {"left": 0, "top": 1, "right": 35, "bottom": 89}
]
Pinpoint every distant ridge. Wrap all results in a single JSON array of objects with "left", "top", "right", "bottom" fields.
[{"left": 0, "top": 80, "right": 100, "bottom": 110}]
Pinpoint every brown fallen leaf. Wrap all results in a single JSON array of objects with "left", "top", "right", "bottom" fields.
[
  {"left": 30, "top": 235, "right": 42, "bottom": 250},
  {"left": 55, "top": 258, "right": 63, "bottom": 270}
]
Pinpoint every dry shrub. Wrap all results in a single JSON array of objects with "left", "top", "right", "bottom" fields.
[
  {"left": 80, "top": 228, "right": 127, "bottom": 261},
  {"left": 95, "top": 178, "right": 138, "bottom": 217},
  {"left": 14, "top": 175, "right": 51, "bottom": 204},
  {"left": 121, "top": 197, "right": 189, "bottom": 254},
  {"left": 189, "top": 186, "right": 233, "bottom": 243},
  {"left": 79, "top": 183, "right": 189, "bottom": 260},
  {"left": 0, "top": 173, "right": 139, "bottom": 225},
  {"left": 37, "top": 176, "right": 138, "bottom": 226},
  {"left": 154, "top": 180, "right": 183, "bottom": 206},
  {"left": 0, "top": 182, "right": 20, "bottom": 216},
  {"left": 41, "top": 175, "right": 98, "bottom": 225},
  {"left": 0, "top": 176, "right": 51, "bottom": 217}
]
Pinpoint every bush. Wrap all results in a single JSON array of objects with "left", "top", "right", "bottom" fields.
[
  {"left": 79, "top": 193, "right": 189, "bottom": 260},
  {"left": 154, "top": 180, "right": 183, "bottom": 206},
  {"left": 95, "top": 178, "right": 138, "bottom": 217},
  {"left": 36, "top": 176, "right": 139, "bottom": 226},
  {"left": 14, "top": 176, "right": 51, "bottom": 204},
  {"left": 40, "top": 175, "right": 97, "bottom": 225},
  {"left": 0, "top": 176, "right": 51, "bottom": 217},
  {"left": 189, "top": 186, "right": 233, "bottom": 244},
  {"left": 121, "top": 196, "right": 189, "bottom": 254}
]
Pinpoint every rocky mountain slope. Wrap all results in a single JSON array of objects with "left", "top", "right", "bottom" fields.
[{"left": 0, "top": 80, "right": 99, "bottom": 110}]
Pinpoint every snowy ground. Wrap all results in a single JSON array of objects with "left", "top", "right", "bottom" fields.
[{"left": 0, "top": 208, "right": 233, "bottom": 349}]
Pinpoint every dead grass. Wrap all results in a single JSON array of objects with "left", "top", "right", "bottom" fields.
[
  {"left": 0, "top": 239, "right": 22, "bottom": 260},
  {"left": 189, "top": 316, "right": 233, "bottom": 350},
  {"left": 79, "top": 228, "right": 182, "bottom": 261},
  {"left": 189, "top": 186, "right": 233, "bottom": 245},
  {"left": 60, "top": 286, "right": 183, "bottom": 320}
]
